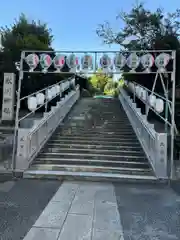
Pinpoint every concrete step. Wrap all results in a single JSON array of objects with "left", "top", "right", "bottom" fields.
[
  {"left": 26, "top": 97, "right": 154, "bottom": 181},
  {"left": 59, "top": 129, "right": 135, "bottom": 135},
  {"left": 37, "top": 152, "right": 147, "bottom": 161},
  {"left": 43, "top": 147, "right": 145, "bottom": 156},
  {"left": 62, "top": 123, "right": 134, "bottom": 127},
  {"left": 64, "top": 120, "right": 132, "bottom": 124},
  {"left": 0, "top": 126, "right": 14, "bottom": 133},
  {"left": 59, "top": 127, "right": 134, "bottom": 132},
  {"left": 46, "top": 143, "right": 142, "bottom": 151},
  {"left": 60, "top": 129, "right": 135, "bottom": 135},
  {"left": 59, "top": 124, "right": 134, "bottom": 129},
  {"left": 51, "top": 135, "right": 138, "bottom": 141},
  {"left": 0, "top": 132, "right": 13, "bottom": 139},
  {"left": 48, "top": 139, "right": 141, "bottom": 146},
  {"left": 33, "top": 158, "right": 149, "bottom": 168},
  {"left": 28, "top": 164, "right": 152, "bottom": 176},
  {"left": 23, "top": 170, "right": 158, "bottom": 183},
  {"left": 62, "top": 125, "right": 133, "bottom": 130},
  {"left": 59, "top": 133, "right": 136, "bottom": 138}
]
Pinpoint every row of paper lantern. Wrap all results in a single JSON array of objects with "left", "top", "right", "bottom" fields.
[
  {"left": 28, "top": 94, "right": 70, "bottom": 111},
  {"left": 27, "top": 79, "right": 75, "bottom": 111},
  {"left": 25, "top": 52, "right": 171, "bottom": 72},
  {"left": 127, "top": 82, "right": 164, "bottom": 113}
]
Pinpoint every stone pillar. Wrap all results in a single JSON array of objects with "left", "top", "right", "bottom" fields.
[{"left": 1, "top": 73, "right": 15, "bottom": 121}]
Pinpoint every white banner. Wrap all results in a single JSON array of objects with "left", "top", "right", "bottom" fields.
[{"left": 2, "top": 73, "right": 15, "bottom": 121}]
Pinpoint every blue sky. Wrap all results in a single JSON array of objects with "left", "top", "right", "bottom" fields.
[{"left": 0, "top": 0, "right": 179, "bottom": 51}]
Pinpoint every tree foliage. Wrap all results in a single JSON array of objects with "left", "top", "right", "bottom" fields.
[
  {"left": 97, "top": 2, "right": 180, "bottom": 50},
  {"left": 89, "top": 69, "right": 119, "bottom": 96},
  {"left": 90, "top": 69, "right": 111, "bottom": 94},
  {"left": 0, "top": 13, "right": 53, "bottom": 72},
  {"left": 104, "top": 78, "right": 118, "bottom": 96},
  {"left": 97, "top": 2, "right": 180, "bottom": 91},
  {"left": 0, "top": 14, "right": 72, "bottom": 110}
]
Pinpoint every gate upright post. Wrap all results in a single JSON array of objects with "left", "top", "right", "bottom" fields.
[
  {"left": 11, "top": 51, "right": 25, "bottom": 173},
  {"left": 170, "top": 50, "right": 176, "bottom": 179}
]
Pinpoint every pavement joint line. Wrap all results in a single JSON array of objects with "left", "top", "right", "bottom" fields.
[
  {"left": 56, "top": 181, "right": 80, "bottom": 240},
  {"left": 66, "top": 212, "right": 90, "bottom": 216},
  {"left": 32, "top": 226, "right": 62, "bottom": 230},
  {"left": 90, "top": 189, "right": 96, "bottom": 240}
]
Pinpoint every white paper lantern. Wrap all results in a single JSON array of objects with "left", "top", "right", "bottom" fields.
[
  {"left": 135, "top": 86, "right": 139, "bottom": 95},
  {"left": 138, "top": 87, "right": 142, "bottom": 97},
  {"left": 28, "top": 96, "right": 37, "bottom": 111},
  {"left": 40, "top": 54, "right": 52, "bottom": 72},
  {"left": 114, "top": 53, "right": 126, "bottom": 69},
  {"left": 81, "top": 54, "right": 93, "bottom": 70},
  {"left": 55, "top": 85, "right": 60, "bottom": 94},
  {"left": 141, "top": 54, "right": 154, "bottom": 71},
  {"left": 47, "top": 89, "right": 53, "bottom": 100},
  {"left": 126, "top": 53, "right": 140, "bottom": 71},
  {"left": 53, "top": 54, "right": 65, "bottom": 71},
  {"left": 155, "top": 98, "right": 164, "bottom": 113},
  {"left": 64, "top": 82, "right": 68, "bottom": 90},
  {"left": 136, "top": 86, "right": 139, "bottom": 96},
  {"left": 137, "top": 86, "right": 142, "bottom": 97},
  {"left": 67, "top": 81, "right": 70, "bottom": 89},
  {"left": 50, "top": 87, "right": 54, "bottom": 97},
  {"left": 149, "top": 95, "right": 156, "bottom": 107},
  {"left": 138, "top": 89, "right": 141, "bottom": 97},
  {"left": 132, "top": 84, "right": 135, "bottom": 92},
  {"left": 129, "top": 83, "right": 132, "bottom": 91},
  {"left": 71, "top": 78, "right": 75, "bottom": 86},
  {"left": 51, "top": 87, "right": 56, "bottom": 97},
  {"left": 25, "top": 54, "right": 39, "bottom": 72},
  {"left": 61, "top": 83, "right": 64, "bottom": 92},
  {"left": 64, "top": 81, "right": 69, "bottom": 90},
  {"left": 36, "top": 93, "right": 45, "bottom": 105},
  {"left": 54, "top": 86, "right": 58, "bottom": 95},
  {"left": 140, "top": 88, "right": 143, "bottom": 98},
  {"left": 63, "top": 82, "right": 66, "bottom": 91},
  {"left": 141, "top": 89, "right": 147, "bottom": 101},
  {"left": 67, "top": 54, "right": 79, "bottom": 69},
  {"left": 155, "top": 53, "right": 170, "bottom": 72}
]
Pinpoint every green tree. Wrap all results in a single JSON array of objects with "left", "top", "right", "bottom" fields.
[
  {"left": 96, "top": 2, "right": 180, "bottom": 89},
  {"left": 1, "top": 13, "right": 53, "bottom": 72},
  {"left": 104, "top": 79, "right": 117, "bottom": 96},
  {"left": 0, "top": 14, "right": 72, "bottom": 110},
  {"left": 96, "top": 2, "right": 180, "bottom": 50},
  {"left": 90, "top": 69, "right": 111, "bottom": 94}
]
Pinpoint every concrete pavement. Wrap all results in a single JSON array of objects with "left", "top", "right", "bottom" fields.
[
  {"left": 0, "top": 179, "right": 180, "bottom": 239},
  {"left": 0, "top": 179, "right": 60, "bottom": 240},
  {"left": 23, "top": 181, "right": 124, "bottom": 240},
  {"left": 115, "top": 183, "right": 180, "bottom": 240}
]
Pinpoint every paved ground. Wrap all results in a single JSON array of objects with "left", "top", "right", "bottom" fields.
[
  {"left": 23, "top": 181, "right": 123, "bottom": 240},
  {"left": 114, "top": 183, "right": 180, "bottom": 240},
  {"left": 0, "top": 179, "right": 180, "bottom": 240},
  {"left": 0, "top": 179, "right": 60, "bottom": 240}
]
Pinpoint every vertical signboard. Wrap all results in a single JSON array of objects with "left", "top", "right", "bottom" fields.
[{"left": 2, "top": 73, "right": 15, "bottom": 121}]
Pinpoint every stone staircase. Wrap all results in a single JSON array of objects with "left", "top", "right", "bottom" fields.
[{"left": 24, "top": 98, "right": 156, "bottom": 181}]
